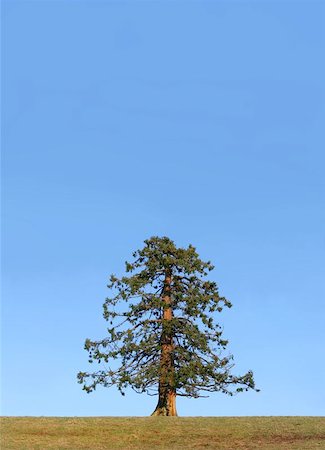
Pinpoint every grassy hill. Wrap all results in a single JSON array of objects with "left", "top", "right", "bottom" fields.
[{"left": 1, "top": 416, "right": 324, "bottom": 449}]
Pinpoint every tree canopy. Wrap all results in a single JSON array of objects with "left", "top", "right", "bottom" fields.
[{"left": 78, "top": 236, "right": 257, "bottom": 415}]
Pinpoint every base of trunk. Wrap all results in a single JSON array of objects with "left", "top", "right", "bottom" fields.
[
  {"left": 151, "top": 392, "right": 178, "bottom": 416},
  {"left": 151, "top": 406, "right": 178, "bottom": 416}
]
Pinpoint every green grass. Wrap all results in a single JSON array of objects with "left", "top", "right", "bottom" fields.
[{"left": 1, "top": 417, "right": 324, "bottom": 449}]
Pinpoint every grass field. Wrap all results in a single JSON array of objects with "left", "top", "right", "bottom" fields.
[{"left": 1, "top": 416, "right": 324, "bottom": 449}]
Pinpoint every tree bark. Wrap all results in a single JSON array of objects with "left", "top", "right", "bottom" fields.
[{"left": 151, "top": 271, "right": 178, "bottom": 416}]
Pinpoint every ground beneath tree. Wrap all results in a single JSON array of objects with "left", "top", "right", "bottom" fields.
[{"left": 1, "top": 416, "right": 324, "bottom": 449}]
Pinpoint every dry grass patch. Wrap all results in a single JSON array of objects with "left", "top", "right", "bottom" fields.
[{"left": 1, "top": 416, "right": 325, "bottom": 449}]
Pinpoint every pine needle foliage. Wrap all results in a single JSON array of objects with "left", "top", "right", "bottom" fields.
[{"left": 77, "top": 236, "right": 257, "bottom": 410}]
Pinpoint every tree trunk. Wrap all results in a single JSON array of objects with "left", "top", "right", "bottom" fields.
[
  {"left": 151, "top": 388, "right": 177, "bottom": 416},
  {"left": 151, "top": 271, "right": 178, "bottom": 416}
]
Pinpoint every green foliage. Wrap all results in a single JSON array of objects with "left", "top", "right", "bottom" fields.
[{"left": 77, "top": 236, "right": 257, "bottom": 398}]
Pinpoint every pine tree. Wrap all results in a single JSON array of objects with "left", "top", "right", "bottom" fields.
[{"left": 77, "top": 236, "right": 257, "bottom": 416}]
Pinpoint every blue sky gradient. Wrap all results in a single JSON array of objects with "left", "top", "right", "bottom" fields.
[{"left": 2, "top": 1, "right": 325, "bottom": 416}]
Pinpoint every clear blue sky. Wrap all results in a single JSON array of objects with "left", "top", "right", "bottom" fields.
[{"left": 2, "top": 1, "right": 324, "bottom": 417}]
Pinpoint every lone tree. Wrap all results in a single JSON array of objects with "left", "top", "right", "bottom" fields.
[{"left": 78, "top": 236, "right": 257, "bottom": 416}]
